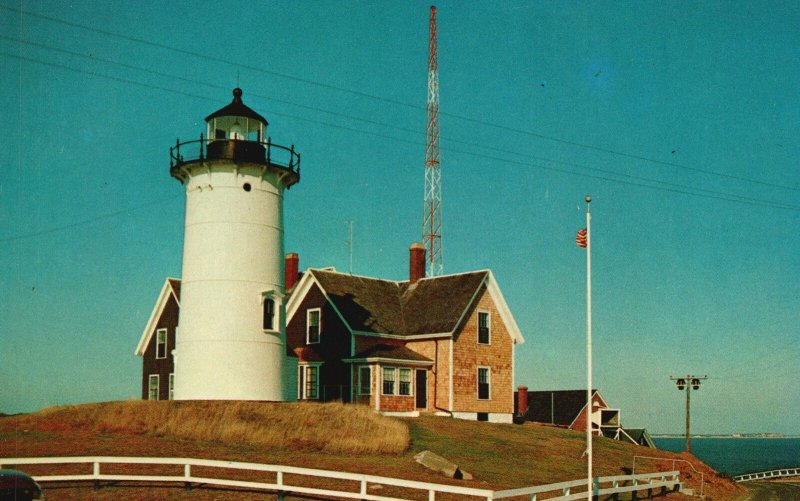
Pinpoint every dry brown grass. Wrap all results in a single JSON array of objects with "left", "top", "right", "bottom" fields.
[
  {"left": 14, "top": 400, "right": 409, "bottom": 455},
  {"left": 1, "top": 402, "right": 747, "bottom": 500}
]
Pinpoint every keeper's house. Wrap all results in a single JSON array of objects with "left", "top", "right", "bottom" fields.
[{"left": 137, "top": 245, "right": 525, "bottom": 423}]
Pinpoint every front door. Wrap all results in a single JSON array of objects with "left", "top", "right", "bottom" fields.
[{"left": 415, "top": 369, "right": 427, "bottom": 409}]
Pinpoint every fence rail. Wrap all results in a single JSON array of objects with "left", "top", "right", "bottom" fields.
[
  {"left": 734, "top": 467, "right": 800, "bottom": 482},
  {"left": 0, "top": 456, "right": 681, "bottom": 500}
]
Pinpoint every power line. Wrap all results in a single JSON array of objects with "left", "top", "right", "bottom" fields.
[
  {"left": 2, "top": 3, "right": 797, "bottom": 194},
  {"left": 1, "top": 50, "right": 798, "bottom": 213},
  {"left": 0, "top": 195, "right": 180, "bottom": 243}
]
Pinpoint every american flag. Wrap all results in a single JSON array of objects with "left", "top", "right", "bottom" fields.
[{"left": 576, "top": 228, "right": 587, "bottom": 248}]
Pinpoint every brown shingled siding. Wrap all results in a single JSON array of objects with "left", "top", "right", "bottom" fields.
[
  {"left": 141, "top": 293, "right": 178, "bottom": 400},
  {"left": 451, "top": 287, "right": 514, "bottom": 414},
  {"left": 379, "top": 394, "right": 415, "bottom": 412},
  {"left": 405, "top": 338, "right": 448, "bottom": 412}
]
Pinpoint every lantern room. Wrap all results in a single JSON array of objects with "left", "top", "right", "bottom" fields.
[
  {"left": 169, "top": 87, "right": 300, "bottom": 187},
  {"left": 205, "top": 87, "right": 267, "bottom": 142}
]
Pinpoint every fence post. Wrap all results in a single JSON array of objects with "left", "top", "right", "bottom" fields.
[
  {"left": 276, "top": 470, "right": 287, "bottom": 500},
  {"left": 93, "top": 461, "right": 100, "bottom": 490},
  {"left": 428, "top": 488, "right": 436, "bottom": 500},
  {"left": 184, "top": 464, "right": 192, "bottom": 491}
]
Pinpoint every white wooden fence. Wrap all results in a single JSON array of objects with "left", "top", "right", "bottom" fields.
[
  {"left": 734, "top": 467, "right": 800, "bottom": 482},
  {"left": 0, "top": 456, "right": 681, "bottom": 500}
]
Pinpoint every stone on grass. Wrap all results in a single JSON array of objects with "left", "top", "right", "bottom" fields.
[{"left": 413, "top": 450, "right": 473, "bottom": 480}]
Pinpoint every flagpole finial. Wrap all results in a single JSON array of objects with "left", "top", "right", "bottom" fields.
[{"left": 585, "top": 195, "right": 592, "bottom": 203}]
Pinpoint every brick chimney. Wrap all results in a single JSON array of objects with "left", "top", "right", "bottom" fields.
[
  {"left": 517, "top": 386, "right": 529, "bottom": 416},
  {"left": 285, "top": 253, "right": 299, "bottom": 291},
  {"left": 409, "top": 243, "right": 426, "bottom": 284}
]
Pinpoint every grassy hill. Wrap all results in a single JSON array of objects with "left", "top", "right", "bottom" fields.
[{"left": 0, "top": 401, "right": 745, "bottom": 500}]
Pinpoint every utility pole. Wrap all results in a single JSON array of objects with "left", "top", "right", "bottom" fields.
[{"left": 670, "top": 375, "right": 708, "bottom": 452}]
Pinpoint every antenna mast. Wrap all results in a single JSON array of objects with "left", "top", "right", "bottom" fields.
[{"left": 423, "top": 5, "right": 443, "bottom": 277}]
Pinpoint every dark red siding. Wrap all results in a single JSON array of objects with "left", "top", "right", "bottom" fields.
[
  {"left": 141, "top": 293, "right": 178, "bottom": 400},
  {"left": 286, "top": 283, "right": 352, "bottom": 401}
]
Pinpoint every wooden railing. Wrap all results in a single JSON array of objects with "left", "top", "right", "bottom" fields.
[
  {"left": 734, "top": 467, "right": 800, "bottom": 482},
  {"left": 0, "top": 456, "right": 681, "bottom": 500}
]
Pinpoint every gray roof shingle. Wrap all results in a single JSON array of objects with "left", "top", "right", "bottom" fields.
[{"left": 311, "top": 269, "right": 488, "bottom": 337}]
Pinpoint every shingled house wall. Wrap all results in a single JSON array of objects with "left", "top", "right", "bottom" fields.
[
  {"left": 405, "top": 338, "right": 449, "bottom": 413},
  {"left": 451, "top": 286, "right": 514, "bottom": 421}
]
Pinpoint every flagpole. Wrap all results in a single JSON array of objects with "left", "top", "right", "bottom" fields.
[{"left": 585, "top": 194, "right": 593, "bottom": 500}]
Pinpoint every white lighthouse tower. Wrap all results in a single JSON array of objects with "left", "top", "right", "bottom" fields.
[{"left": 169, "top": 88, "right": 300, "bottom": 401}]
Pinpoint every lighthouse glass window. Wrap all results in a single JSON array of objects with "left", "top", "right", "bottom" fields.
[{"left": 307, "top": 308, "right": 321, "bottom": 344}]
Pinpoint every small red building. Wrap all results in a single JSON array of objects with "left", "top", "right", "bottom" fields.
[
  {"left": 134, "top": 278, "right": 180, "bottom": 401},
  {"left": 515, "top": 388, "right": 653, "bottom": 446}
]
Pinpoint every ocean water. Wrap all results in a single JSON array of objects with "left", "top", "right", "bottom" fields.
[{"left": 653, "top": 437, "right": 800, "bottom": 476}]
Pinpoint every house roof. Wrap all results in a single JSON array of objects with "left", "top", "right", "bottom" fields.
[
  {"left": 288, "top": 268, "right": 524, "bottom": 343},
  {"left": 521, "top": 389, "right": 601, "bottom": 426},
  {"left": 347, "top": 344, "right": 434, "bottom": 364},
  {"left": 134, "top": 278, "right": 181, "bottom": 356}
]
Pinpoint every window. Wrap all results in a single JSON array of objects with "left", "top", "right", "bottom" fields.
[
  {"left": 148, "top": 375, "right": 160, "bottom": 401},
  {"left": 298, "top": 365, "right": 319, "bottom": 400},
  {"left": 307, "top": 308, "right": 321, "bottom": 344},
  {"left": 382, "top": 367, "right": 396, "bottom": 395},
  {"left": 156, "top": 328, "right": 168, "bottom": 359},
  {"left": 478, "top": 367, "right": 491, "bottom": 400},
  {"left": 168, "top": 374, "right": 175, "bottom": 400},
  {"left": 478, "top": 312, "right": 490, "bottom": 344},
  {"left": 263, "top": 298, "right": 275, "bottom": 330},
  {"left": 399, "top": 368, "right": 412, "bottom": 396},
  {"left": 358, "top": 366, "right": 371, "bottom": 395}
]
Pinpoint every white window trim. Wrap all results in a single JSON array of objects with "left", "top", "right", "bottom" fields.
[
  {"left": 168, "top": 373, "right": 175, "bottom": 401},
  {"left": 477, "top": 366, "right": 491, "bottom": 401},
  {"left": 148, "top": 374, "right": 160, "bottom": 401},
  {"left": 156, "top": 328, "right": 168, "bottom": 359},
  {"left": 477, "top": 311, "right": 491, "bottom": 345},
  {"left": 358, "top": 366, "right": 372, "bottom": 396},
  {"left": 306, "top": 308, "right": 322, "bottom": 344},
  {"left": 382, "top": 366, "right": 397, "bottom": 396},
  {"left": 399, "top": 367, "right": 414, "bottom": 397},
  {"left": 298, "top": 363, "right": 321, "bottom": 400},
  {"left": 380, "top": 366, "right": 414, "bottom": 397}
]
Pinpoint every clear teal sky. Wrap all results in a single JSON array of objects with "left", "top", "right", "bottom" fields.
[{"left": 1, "top": 1, "right": 797, "bottom": 434}]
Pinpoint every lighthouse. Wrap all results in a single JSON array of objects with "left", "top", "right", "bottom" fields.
[{"left": 169, "top": 88, "right": 300, "bottom": 401}]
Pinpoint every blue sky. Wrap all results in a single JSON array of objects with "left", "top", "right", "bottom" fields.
[{"left": 1, "top": 1, "right": 797, "bottom": 435}]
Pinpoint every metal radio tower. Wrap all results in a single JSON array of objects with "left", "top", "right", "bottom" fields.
[{"left": 423, "top": 5, "right": 443, "bottom": 277}]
